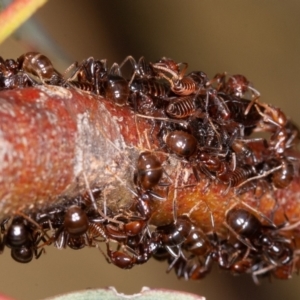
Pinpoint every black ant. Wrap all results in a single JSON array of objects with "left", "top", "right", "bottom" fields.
[{"left": 1, "top": 216, "right": 48, "bottom": 263}]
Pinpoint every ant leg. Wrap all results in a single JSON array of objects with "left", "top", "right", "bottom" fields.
[
  {"left": 119, "top": 55, "right": 138, "bottom": 72},
  {"left": 252, "top": 264, "right": 275, "bottom": 285},
  {"left": 109, "top": 63, "right": 122, "bottom": 76},
  {"left": 206, "top": 72, "right": 227, "bottom": 90},
  {"left": 62, "top": 61, "right": 79, "bottom": 82}
]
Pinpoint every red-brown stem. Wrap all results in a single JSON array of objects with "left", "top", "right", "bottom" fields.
[
  {"left": 0, "top": 86, "right": 299, "bottom": 238},
  {"left": 0, "top": 86, "right": 151, "bottom": 216}
]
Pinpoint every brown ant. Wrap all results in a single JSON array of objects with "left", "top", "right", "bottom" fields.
[
  {"left": 165, "top": 95, "right": 200, "bottom": 119},
  {"left": 104, "top": 236, "right": 156, "bottom": 269},
  {"left": 119, "top": 56, "right": 155, "bottom": 80},
  {"left": 225, "top": 204, "right": 295, "bottom": 269},
  {"left": 271, "top": 158, "right": 294, "bottom": 189},
  {"left": 17, "top": 52, "right": 63, "bottom": 86},
  {"left": 164, "top": 130, "right": 198, "bottom": 158},
  {"left": 222, "top": 95, "right": 262, "bottom": 132},
  {"left": 151, "top": 57, "right": 197, "bottom": 96},
  {"left": 53, "top": 205, "right": 107, "bottom": 249},
  {"left": 67, "top": 57, "right": 130, "bottom": 106},
  {"left": 0, "top": 56, "right": 36, "bottom": 89},
  {"left": 65, "top": 56, "right": 105, "bottom": 92},
  {"left": 245, "top": 100, "right": 298, "bottom": 157},
  {"left": 210, "top": 73, "right": 260, "bottom": 103},
  {"left": 153, "top": 215, "right": 194, "bottom": 252},
  {"left": 103, "top": 62, "right": 130, "bottom": 106},
  {"left": 119, "top": 56, "right": 171, "bottom": 115},
  {"left": 135, "top": 151, "right": 164, "bottom": 191}
]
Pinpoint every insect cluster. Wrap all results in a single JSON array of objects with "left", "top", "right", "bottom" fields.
[{"left": 0, "top": 52, "right": 300, "bottom": 283}]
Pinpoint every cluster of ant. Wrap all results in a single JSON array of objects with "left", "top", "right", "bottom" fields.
[
  {"left": 1, "top": 53, "right": 298, "bottom": 192},
  {"left": 0, "top": 52, "right": 300, "bottom": 283}
]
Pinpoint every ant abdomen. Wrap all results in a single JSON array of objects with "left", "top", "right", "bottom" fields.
[
  {"left": 103, "top": 75, "right": 130, "bottom": 106},
  {"left": 11, "top": 246, "right": 33, "bottom": 263},
  {"left": 166, "top": 96, "right": 197, "bottom": 119},
  {"left": 64, "top": 206, "right": 89, "bottom": 237},
  {"left": 155, "top": 216, "right": 193, "bottom": 246},
  {"left": 5, "top": 219, "right": 29, "bottom": 248},
  {"left": 123, "top": 220, "right": 147, "bottom": 236},
  {"left": 226, "top": 208, "right": 262, "bottom": 240},
  {"left": 130, "top": 78, "right": 170, "bottom": 99},
  {"left": 218, "top": 165, "right": 256, "bottom": 187},
  {"left": 165, "top": 130, "right": 198, "bottom": 158},
  {"left": 18, "top": 52, "right": 60, "bottom": 83},
  {"left": 183, "top": 227, "right": 211, "bottom": 256},
  {"left": 272, "top": 159, "right": 294, "bottom": 189},
  {"left": 136, "top": 151, "right": 163, "bottom": 190}
]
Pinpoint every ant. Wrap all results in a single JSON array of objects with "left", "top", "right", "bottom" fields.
[
  {"left": 134, "top": 151, "right": 171, "bottom": 203},
  {"left": 66, "top": 56, "right": 105, "bottom": 92},
  {"left": 104, "top": 235, "right": 156, "bottom": 269},
  {"left": 270, "top": 158, "right": 294, "bottom": 189},
  {"left": 17, "top": 52, "right": 64, "bottom": 86},
  {"left": 164, "top": 203, "right": 252, "bottom": 279},
  {"left": 244, "top": 99, "right": 298, "bottom": 158},
  {"left": 164, "top": 130, "right": 198, "bottom": 158},
  {"left": 0, "top": 56, "right": 36, "bottom": 90},
  {"left": 52, "top": 204, "right": 109, "bottom": 250},
  {"left": 119, "top": 56, "right": 155, "bottom": 80},
  {"left": 152, "top": 195, "right": 200, "bottom": 263},
  {"left": 67, "top": 57, "right": 130, "bottom": 106},
  {"left": 225, "top": 203, "right": 295, "bottom": 269},
  {"left": 165, "top": 95, "right": 202, "bottom": 119},
  {"left": 135, "top": 151, "right": 164, "bottom": 190},
  {"left": 119, "top": 56, "right": 171, "bottom": 115},
  {"left": 1, "top": 216, "right": 48, "bottom": 263},
  {"left": 210, "top": 73, "right": 260, "bottom": 101},
  {"left": 102, "top": 61, "right": 130, "bottom": 106},
  {"left": 151, "top": 57, "right": 197, "bottom": 96},
  {"left": 221, "top": 94, "right": 262, "bottom": 133}
]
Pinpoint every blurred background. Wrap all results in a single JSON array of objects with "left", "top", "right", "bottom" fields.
[{"left": 1, "top": 1, "right": 300, "bottom": 299}]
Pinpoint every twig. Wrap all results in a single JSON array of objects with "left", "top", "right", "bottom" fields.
[{"left": 0, "top": 0, "right": 48, "bottom": 44}]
